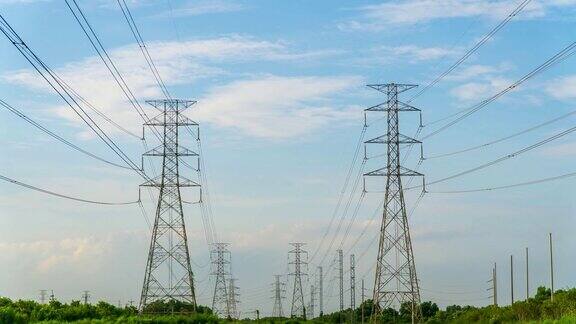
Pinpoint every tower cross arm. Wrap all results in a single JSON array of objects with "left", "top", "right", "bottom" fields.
[
  {"left": 363, "top": 166, "right": 423, "bottom": 177},
  {"left": 367, "top": 83, "right": 418, "bottom": 93},
  {"left": 140, "top": 175, "right": 201, "bottom": 187},
  {"left": 365, "top": 100, "right": 420, "bottom": 112},
  {"left": 365, "top": 133, "right": 421, "bottom": 144}
]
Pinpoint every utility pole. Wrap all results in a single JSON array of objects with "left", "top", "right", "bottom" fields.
[
  {"left": 525, "top": 247, "right": 529, "bottom": 300},
  {"left": 211, "top": 243, "right": 231, "bottom": 318},
  {"left": 318, "top": 266, "right": 323, "bottom": 316},
  {"left": 49, "top": 290, "right": 55, "bottom": 302},
  {"left": 365, "top": 83, "right": 424, "bottom": 323},
  {"left": 82, "top": 290, "right": 90, "bottom": 305},
  {"left": 549, "top": 233, "right": 554, "bottom": 302},
  {"left": 228, "top": 278, "right": 240, "bottom": 319},
  {"left": 272, "top": 275, "right": 285, "bottom": 318},
  {"left": 139, "top": 99, "right": 199, "bottom": 312},
  {"left": 309, "top": 284, "right": 315, "bottom": 319},
  {"left": 289, "top": 243, "right": 307, "bottom": 319},
  {"left": 350, "top": 254, "right": 356, "bottom": 323},
  {"left": 39, "top": 290, "right": 47, "bottom": 304},
  {"left": 510, "top": 255, "right": 514, "bottom": 304},
  {"left": 337, "top": 249, "right": 344, "bottom": 312},
  {"left": 361, "top": 279, "right": 366, "bottom": 324}
]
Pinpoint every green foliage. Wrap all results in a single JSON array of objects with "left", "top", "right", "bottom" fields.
[
  {"left": 0, "top": 297, "right": 217, "bottom": 323},
  {"left": 2, "top": 286, "right": 576, "bottom": 323}
]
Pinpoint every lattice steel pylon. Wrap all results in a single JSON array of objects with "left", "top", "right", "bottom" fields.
[
  {"left": 309, "top": 284, "right": 315, "bottom": 319},
  {"left": 350, "top": 254, "right": 356, "bottom": 311},
  {"left": 227, "top": 278, "right": 240, "bottom": 319},
  {"left": 271, "top": 275, "right": 285, "bottom": 318},
  {"left": 364, "top": 83, "right": 424, "bottom": 323},
  {"left": 289, "top": 243, "right": 307, "bottom": 319},
  {"left": 211, "top": 243, "right": 231, "bottom": 318},
  {"left": 139, "top": 99, "right": 199, "bottom": 312},
  {"left": 338, "top": 249, "right": 344, "bottom": 312}
]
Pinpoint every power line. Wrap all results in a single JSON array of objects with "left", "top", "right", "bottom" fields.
[
  {"left": 409, "top": 0, "right": 533, "bottom": 103},
  {"left": 0, "top": 14, "right": 146, "bottom": 178},
  {"left": 65, "top": 0, "right": 149, "bottom": 122},
  {"left": 0, "top": 173, "right": 138, "bottom": 205},
  {"left": 426, "top": 108, "right": 576, "bottom": 160},
  {"left": 0, "top": 98, "right": 132, "bottom": 170},
  {"left": 309, "top": 125, "right": 367, "bottom": 263},
  {"left": 116, "top": 0, "right": 172, "bottom": 99},
  {"left": 423, "top": 40, "right": 576, "bottom": 140},
  {"left": 426, "top": 121, "right": 576, "bottom": 186},
  {"left": 429, "top": 170, "right": 576, "bottom": 194}
]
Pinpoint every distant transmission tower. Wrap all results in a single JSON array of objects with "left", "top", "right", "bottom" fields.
[
  {"left": 289, "top": 243, "right": 308, "bottom": 319},
  {"left": 338, "top": 249, "right": 344, "bottom": 312},
  {"left": 82, "top": 290, "right": 90, "bottom": 305},
  {"left": 350, "top": 254, "right": 356, "bottom": 311},
  {"left": 228, "top": 278, "right": 240, "bottom": 319},
  {"left": 211, "top": 243, "right": 231, "bottom": 317},
  {"left": 272, "top": 275, "right": 285, "bottom": 317},
  {"left": 39, "top": 290, "right": 47, "bottom": 304},
  {"left": 364, "top": 83, "right": 424, "bottom": 323},
  {"left": 309, "top": 284, "right": 315, "bottom": 319},
  {"left": 139, "top": 99, "right": 199, "bottom": 312},
  {"left": 318, "top": 266, "right": 323, "bottom": 316}
]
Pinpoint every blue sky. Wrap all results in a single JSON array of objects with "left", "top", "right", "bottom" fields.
[{"left": 1, "top": 0, "right": 576, "bottom": 317}]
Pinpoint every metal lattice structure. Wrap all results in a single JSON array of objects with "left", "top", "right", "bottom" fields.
[
  {"left": 289, "top": 243, "right": 307, "bottom": 319},
  {"left": 364, "top": 84, "right": 424, "bottom": 323},
  {"left": 350, "top": 254, "right": 356, "bottom": 311},
  {"left": 309, "top": 284, "right": 315, "bottom": 319},
  {"left": 227, "top": 278, "right": 240, "bottom": 319},
  {"left": 338, "top": 249, "right": 344, "bottom": 312},
  {"left": 139, "top": 99, "right": 199, "bottom": 312},
  {"left": 211, "top": 243, "right": 231, "bottom": 317},
  {"left": 272, "top": 275, "right": 285, "bottom": 318},
  {"left": 318, "top": 266, "right": 323, "bottom": 316}
]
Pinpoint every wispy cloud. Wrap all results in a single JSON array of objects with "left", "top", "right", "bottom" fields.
[
  {"left": 546, "top": 75, "right": 576, "bottom": 100},
  {"left": 195, "top": 75, "right": 362, "bottom": 139},
  {"left": 2, "top": 36, "right": 344, "bottom": 139},
  {"left": 158, "top": 0, "right": 245, "bottom": 18},
  {"left": 340, "top": 0, "right": 576, "bottom": 31},
  {"left": 450, "top": 76, "right": 512, "bottom": 101}
]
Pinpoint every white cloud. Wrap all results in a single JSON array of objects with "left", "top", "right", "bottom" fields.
[
  {"left": 341, "top": 0, "right": 576, "bottom": 31},
  {"left": 450, "top": 76, "right": 511, "bottom": 101},
  {"left": 380, "top": 45, "right": 458, "bottom": 63},
  {"left": 540, "top": 141, "right": 576, "bottom": 157},
  {"left": 2, "top": 36, "right": 343, "bottom": 139},
  {"left": 159, "top": 0, "right": 245, "bottom": 17},
  {"left": 546, "top": 75, "right": 576, "bottom": 100},
  {"left": 195, "top": 75, "right": 362, "bottom": 139},
  {"left": 443, "top": 63, "right": 512, "bottom": 81}
]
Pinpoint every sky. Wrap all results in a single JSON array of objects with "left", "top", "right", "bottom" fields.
[{"left": 1, "top": 0, "right": 576, "bottom": 318}]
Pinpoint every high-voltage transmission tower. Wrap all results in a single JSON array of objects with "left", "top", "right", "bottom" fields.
[
  {"left": 364, "top": 84, "right": 424, "bottom": 323},
  {"left": 139, "top": 99, "right": 199, "bottom": 312},
  {"left": 338, "top": 249, "right": 344, "bottom": 312},
  {"left": 211, "top": 243, "right": 231, "bottom": 317},
  {"left": 289, "top": 243, "right": 308, "bottom": 319},
  {"left": 271, "top": 275, "right": 285, "bottom": 318},
  {"left": 227, "top": 278, "right": 240, "bottom": 319}
]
